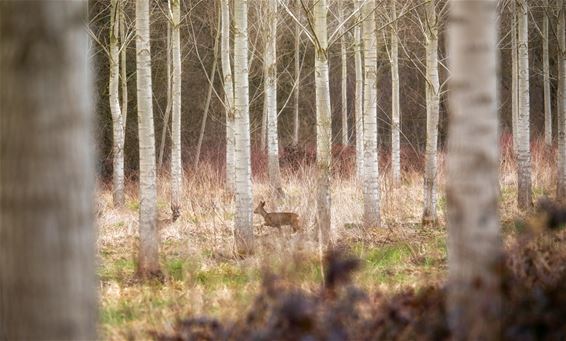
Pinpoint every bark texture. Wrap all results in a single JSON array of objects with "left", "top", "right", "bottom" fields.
[
  {"left": 354, "top": 0, "right": 364, "bottom": 180},
  {"left": 170, "top": 0, "right": 182, "bottom": 219},
  {"left": 557, "top": 0, "right": 566, "bottom": 200},
  {"left": 340, "top": 1, "right": 349, "bottom": 146},
  {"left": 0, "top": 2, "right": 97, "bottom": 339},
  {"left": 222, "top": 0, "right": 236, "bottom": 193},
  {"left": 390, "top": 0, "right": 401, "bottom": 186}
]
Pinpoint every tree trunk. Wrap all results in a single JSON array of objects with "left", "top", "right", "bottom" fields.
[
  {"left": 314, "top": 0, "right": 332, "bottom": 246},
  {"left": 517, "top": 0, "right": 532, "bottom": 210},
  {"left": 422, "top": 0, "right": 440, "bottom": 225},
  {"left": 109, "top": 0, "right": 126, "bottom": 207},
  {"left": 340, "top": 1, "right": 349, "bottom": 146},
  {"left": 170, "top": 0, "right": 182, "bottom": 220},
  {"left": 446, "top": 1, "right": 502, "bottom": 338},
  {"left": 355, "top": 0, "right": 364, "bottom": 180},
  {"left": 234, "top": 0, "right": 254, "bottom": 255},
  {"left": 120, "top": 0, "right": 128, "bottom": 134},
  {"left": 158, "top": 22, "right": 172, "bottom": 170},
  {"left": 0, "top": 2, "right": 97, "bottom": 339},
  {"left": 390, "top": 0, "right": 401, "bottom": 186},
  {"left": 136, "top": 0, "right": 161, "bottom": 278},
  {"left": 543, "top": 0, "right": 552, "bottom": 146},
  {"left": 222, "top": 0, "right": 236, "bottom": 193},
  {"left": 556, "top": 0, "right": 566, "bottom": 200},
  {"left": 265, "top": 0, "right": 284, "bottom": 197},
  {"left": 362, "top": 0, "right": 381, "bottom": 228},
  {"left": 512, "top": 1, "right": 519, "bottom": 156},
  {"left": 293, "top": 1, "right": 301, "bottom": 147}
]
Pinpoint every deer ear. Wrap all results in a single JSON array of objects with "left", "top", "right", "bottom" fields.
[{"left": 260, "top": 201, "right": 265, "bottom": 206}]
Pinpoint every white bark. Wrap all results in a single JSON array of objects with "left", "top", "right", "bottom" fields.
[
  {"left": 136, "top": 0, "right": 161, "bottom": 277},
  {"left": 293, "top": 1, "right": 301, "bottom": 147},
  {"left": 390, "top": 0, "right": 401, "bottom": 186},
  {"left": 556, "top": 0, "right": 566, "bottom": 199},
  {"left": 222, "top": 0, "right": 236, "bottom": 193},
  {"left": 0, "top": 2, "right": 97, "bottom": 338},
  {"left": 355, "top": 0, "right": 364, "bottom": 180},
  {"left": 265, "top": 0, "right": 283, "bottom": 197},
  {"left": 110, "top": 0, "right": 125, "bottom": 207},
  {"left": 170, "top": 0, "right": 182, "bottom": 218},
  {"left": 422, "top": 0, "right": 440, "bottom": 225},
  {"left": 517, "top": 0, "right": 532, "bottom": 209},
  {"left": 340, "top": 1, "right": 349, "bottom": 146},
  {"left": 511, "top": 2, "right": 519, "bottom": 156},
  {"left": 543, "top": 0, "right": 552, "bottom": 146},
  {"left": 158, "top": 22, "right": 172, "bottom": 170},
  {"left": 234, "top": 0, "right": 254, "bottom": 254},
  {"left": 120, "top": 0, "right": 128, "bottom": 133},
  {"left": 362, "top": 0, "right": 381, "bottom": 228},
  {"left": 446, "top": 1, "right": 501, "bottom": 338},
  {"left": 314, "top": 0, "right": 332, "bottom": 245}
]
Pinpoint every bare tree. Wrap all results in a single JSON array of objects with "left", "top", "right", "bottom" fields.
[
  {"left": 109, "top": 0, "right": 126, "bottom": 207},
  {"left": 170, "top": 0, "right": 182, "bottom": 220},
  {"left": 362, "top": 0, "right": 381, "bottom": 228},
  {"left": 340, "top": 0, "right": 349, "bottom": 146},
  {"left": 511, "top": 1, "right": 519, "bottom": 155},
  {"left": 354, "top": 0, "right": 364, "bottom": 180},
  {"left": 222, "top": 0, "right": 236, "bottom": 193},
  {"left": 136, "top": 0, "right": 161, "bottom": 278},
  {"left": 557, "top": 0, "right": 566, "bottom": 200},
  {"left": 265, "top": 0, "right": 284, "bottom": 197},
  {"left": 0, "top": 2, "right": 97, "bottom": 338},
  {"left": 517, "top": 0, "right": 532, "bottom": 210},
  {"left": 543, "top": 0, "right": 552, "bottom": 146},
  {"left": 234, "top": 0, "right": 255, "bottom": 255},
  {"left": 422, "top": 0, "right": 440, "bottom": 225},
  {"left": 446, "top": 0, "right": 502, "bottom": 338},
  {"left": 293, "top": 0, "right": 302, "bottom": 146},
  {"left": 390, "top": 0, "right": 401, "bottom": 186}
]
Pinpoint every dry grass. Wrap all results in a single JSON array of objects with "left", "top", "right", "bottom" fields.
[{"left": 97, "top": 136, "right": 556, "bottom": 340}]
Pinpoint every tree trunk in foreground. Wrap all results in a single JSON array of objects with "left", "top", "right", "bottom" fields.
[
  {"left": 136, "top": 0, "right": 161, "bottom": 277},
  {"left": 0, "top": 2, "right": 97, "bottom": 339},
  {"left": 362, "top": 0, "right": 381, "bottom": 228},
  {"left": 446, "top": 1, "right": 502, "bottom": 338},
  {"left": 556, "top": 0, "right": 566, "bottom": 200},
  {"left": 543, "top": 0, "right": 552, "bottom": 146},
  {"left": 222, "top": 0, "right": 236, "bottom": 193},
  {"left": 170, "top": 0, "right": 182, "bottom": 220},
  {"left": 340, "top": 0, "right": 349, "bottom": 146},
  {"left": 390, "top": 0, "right": 401, "bottom": 186},
  {"left": 293, "top": 0, "right": 301, "bottom": 146},
  {"left": 314, "top": 0, "right": 332, "bottom": 246},
  {"left": 511, "top": 1, "right": 519, "bottom": 156},
  {"left": 234, "top": 0, "right": 254, "bottom": 255},
  {"left": 355, "top": 0, "right": 364, "bottom": 180}
]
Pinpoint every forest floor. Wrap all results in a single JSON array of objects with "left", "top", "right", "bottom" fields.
[{"left": 97, "top": 139, "right": 560, "bottom": 340}]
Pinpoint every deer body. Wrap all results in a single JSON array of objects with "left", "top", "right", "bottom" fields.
[{"left": 254, "top": 201, "right": 300, "bottom": 232}]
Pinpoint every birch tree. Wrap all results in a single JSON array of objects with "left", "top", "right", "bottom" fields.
[
  {"left": 222, "top": 0, "right": 236, "bottom": 193},
  {"left": 313, "top": 0, "right": 333, "bottom": 245},
  {"left": 234, "top": 0, "right": 254, "bottom": 254},
  {"left": 511, "top": 1, "right": 519, "bottom": 155},
  {"left": 390, "top": 0, "right": 401, "bottom": 186},
  {"left": 556, "top": 0, "right": 566, "bottom": 200},
  {"left": 265, "top": 0, "right": 284, "bottom": 197},
  {"left": 422, "top": 0, "right": 440, "bottom": 225},
  {"left": 543, "top": 0, "right": 552, "bottom": 146},
  {"left": 517, "top": 0, "right": 532, "bottom": 209},
  {"left": 136, "top": 0, "right": 161, "bottom": 278},
  {"left": 293, "top": 0, "right": 301, "bottom": 147},
  {"left": 120, "top": 0, "right": 128, "bottom": 135},
  {"left": 446, "top": 1, "right": 502, "bottom": 337},
  {"left": 362, "top": 0, "right": 381, "bottom": 228},
  {"left": 340, "top": 0, "right": 349, "bottom": 146},
  {"left": 0, "top": 1, "right": 97, "bottom": 338},
  {"left": 170, "top": 0, "right": 182, "bottom": 220},
  {"left": 355, "top": 0, "right": 364, "bottom": 179},
  {"left": 109, "top": 0, "right": 126, "bottom": 207}
]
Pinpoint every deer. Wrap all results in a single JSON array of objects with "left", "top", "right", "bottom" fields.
[{"left": 254, "top": 201, "right": 300, "bottom": 233}]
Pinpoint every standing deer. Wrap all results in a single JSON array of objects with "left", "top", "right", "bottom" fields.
[{"left": 254, "top": 201, "right": 300, "bottom": 232}]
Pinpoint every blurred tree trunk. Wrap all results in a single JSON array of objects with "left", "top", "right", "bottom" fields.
[
  {"left": 557, "top": 0, "right": 566, "bottom": 200},
  {"left": 136, "top": 0, "right": 161, "bottom": 278},
  {"left": 314, "top": 0, "right": 332, "bottom": 245},
  {"left": 543, "top": 0, "right": 552, "bottom": 146},
  {"left": 517, "top": 0, "right": 532, "bottom": 210},
  {"left": 355, "top": 0, "right": 364, "bottom": 180},
  {"left": 109, "top": 0, "right": 125, "bottom": 207},
  {"left": 340, "top": 1, "right": 349, "bottom": 146},
  {"left": 234, "top": 0, "right": 254, "bottom": 255},
  {"left": 170, "top": 0, "right": 182, "bottom": 220},
  {"left": 390, "top": 0, "right": 401, "bottom": 186},
  {"left": 265, "top": 0, "right": 284, "bottom": 197},
  {"left": 422, "top": 0, "right": 440, "bottom": 225},
  {"left": 446, "top": 1, "right": 502, "bottom": 338},
  {"left": 512, "top": 2, "right": 519, "bottom": 156},
  {"left": 293, "top": 0, "right": 301, "bottom": 147},
  {"left": 362, "top": 0, "right": 381, "bottom": 228},
  {"left": 0, "top": 1, "right": 97, "bottom": 339},
  {"left": 222, "top": 0, "right": 236, "bottom": 193}
]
